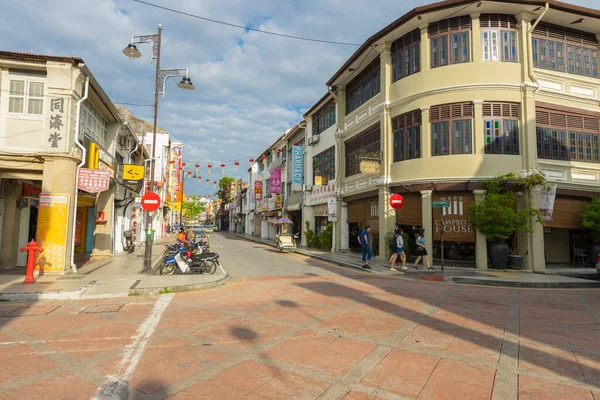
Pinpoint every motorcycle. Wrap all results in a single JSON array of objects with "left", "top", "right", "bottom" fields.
[
  {"left": 122, "top": 230, "right": 135, "bottom": 254},
  {"left": 163, "top": 241, "right": 209, "bottom": 260},
  {"left": 161, "top": 249, "right": 220, "bottom": 275}
]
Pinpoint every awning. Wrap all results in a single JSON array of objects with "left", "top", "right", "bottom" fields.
[{"left": 286, "top": 203, "right": 302, "bottom": 211}]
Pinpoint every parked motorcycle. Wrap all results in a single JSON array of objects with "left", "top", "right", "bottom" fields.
[
  {"left": 161, "top": 249, "right": 219, "bottom": 275},
  {"left": 122, "top": 230, "right": 135, "bottom": 254}
]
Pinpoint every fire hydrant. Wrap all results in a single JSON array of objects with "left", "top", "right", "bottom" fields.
[{"left": 20, "top": 239, "right": 43, "bottom": 284}]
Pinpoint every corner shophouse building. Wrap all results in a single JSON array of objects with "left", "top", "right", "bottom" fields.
[
  {"left": 0, "top": 51, "right": 121, "bottom": 272},
  {"left": 312, "top": 0, "right": 600, "bottom": 269}
]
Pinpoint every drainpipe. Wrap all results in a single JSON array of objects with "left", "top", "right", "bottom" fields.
[
  {"left": 527, "top": 3, "right": 549, "bottom": 93},
  {"left": 70, "top": 74, "right": 90, "bottom": 274}
]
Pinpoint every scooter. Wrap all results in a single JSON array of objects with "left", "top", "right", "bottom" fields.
[
  {"left": 161, "top": 248, "right": 220, "bottom": 275},
  {"left": 122, "top": 230, "right": 135, "bottom": 254}
]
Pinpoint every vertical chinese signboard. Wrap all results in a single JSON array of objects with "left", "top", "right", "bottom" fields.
[
  {"left": 254, "top": 181, "right": 263, "bottom": 201},
  {"left": 48, "top": 98, "right": 65, "bottom": 150},
  {"left": 292, "top": 144, "right": 303, "bottom": 191},
  {"left": 36, "top": 194, "right": 70, "bottom": 273},
  {"left": 270, "top": 170, "right": 282, "bottom": 194},
  {"left": 169, "top": 142, "right": 183, "bottom": 208}
]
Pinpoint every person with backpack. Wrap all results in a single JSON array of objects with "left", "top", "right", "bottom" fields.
[{"left": 389, "top": 227, "right": 407, "bottom": 272}]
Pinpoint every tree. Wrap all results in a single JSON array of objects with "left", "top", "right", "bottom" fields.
[
  {"left": 218, "top": 176, "right": 236, "bottom": 202},
  {"left": 182, "top": 200, "right": 206, "bottom": 219}
]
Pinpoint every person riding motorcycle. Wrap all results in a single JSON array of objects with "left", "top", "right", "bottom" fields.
[{"left": 177, "top": 227, "right": 187, "bottom": 242}]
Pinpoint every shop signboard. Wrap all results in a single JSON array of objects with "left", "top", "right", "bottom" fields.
[
  {"left": 274, "top": 194, "right": 283, "bottom": 209},
  {"left": 121, "top": 164, "right": 145, "bottom": 184},
  {"left": 36, "top": 194, "right": 70, "bottom": 273},
  {"left": 327, "top": 197, "right": 337, "bottom": 222},
  {"left": 307, "top": 183, "right": 336, "bottom": 205},
  {"left": 254, "top": 181, "right": 263, "bottom": 201},
  {"left": 433, "top": 193, "right": 474, "bottom": 242},
  {"left": 270, "top": 170, "right": 282, "bottom": 194},
  {"left": 539, "top": 183, "right": 557, "bottom": 222},
  {"left": 292, "top": 144, "right": 303, "bottom": 191},
  {"left": 78, "top": 168, "right": 111, "bottom": 193}
]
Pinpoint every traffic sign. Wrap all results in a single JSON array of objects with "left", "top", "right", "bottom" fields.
[
  {"left": 389, "top": 194, "right": 404, "bottom": 210},
  {"left": 141, "top": 192, "right": 161, "bottom": 212},
  {"left": 432, "top": 200, "right": 450, "bottom": 208}
]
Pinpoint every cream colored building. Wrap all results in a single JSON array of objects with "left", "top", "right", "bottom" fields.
[
  {"left": 305, "top": 0, "right": 600, "bottom": 269},
  {"left": 0, "top": 51, "right": 122, "bottom": 272}
]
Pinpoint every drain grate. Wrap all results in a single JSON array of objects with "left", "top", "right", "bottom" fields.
[
  {"left": 0, "top": 305, "right": 60, "bottom": 317},
  {"left": 79, "top": 304, "right": 125, "bottom": 314}
]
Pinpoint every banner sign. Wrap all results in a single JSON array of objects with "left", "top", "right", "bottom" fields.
[
  {"left": 539, "top": 183, "right": 558, "bottom": 222},
  {"left": 270, "top": 170, "right": 282, "bottom": 194},
  {"left": 328, "top": 197, "right": 337, "bottom": 222},
  {"left": 274, "top": 194, "right": 282, "bottom": 209},
  {"left": 36, "top": 194, "right": 70, "bottom": 273},
  {"left": 78, "top": 168, "right": 111, "bottom": 193},
  {"left": 169, "top": 142, "right": 183, "bottom": 207},
  {"left": 292, "top": 145, "right": 303, "bottom": 190},
  {"left": 254, "top": 181, "right": 263, "bottom": 201}
]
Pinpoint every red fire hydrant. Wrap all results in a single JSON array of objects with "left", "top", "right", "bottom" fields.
[{"left": 20, "top": 240, "right": 43, "bottom": 284}]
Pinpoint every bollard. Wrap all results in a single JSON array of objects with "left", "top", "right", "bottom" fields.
[{"left": 19, "top": 239, "right": 43, "bottom": 284}]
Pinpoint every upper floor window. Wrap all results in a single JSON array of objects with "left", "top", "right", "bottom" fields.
[
  {"left": 313, "top": 100, "right": 336, "bottom": 135},
  {"left": 265, "top": 179, "right": 271, "bottom": 197},
  {"left": 483, "top": 102, "right": 520, "bottom": 155},
  {"left": 392, "top": 29, "right": 420, "bottom": 82},
  {"left": 313, "top": 146, "right": 335, "bottom": 185},
  {"left": 345, "top": 124, "right": 380, "bottom": 177},
  {"left": 9, "top": 79, "right": 44, "bottom": 115},
  {"left": 532, "top": 22, "right": 599, "bottom": 78},
  {"left": 392, "top": 109, "right": 421, "bottom": 161},
  {"left": 429, "top": 15, "right": 471, "bottom": 68},
  {"left": 266, "top": 153, "right": 272, "bottom": 165},
  {"left": 480, "top": 14, "right": 518, "bottom": 62},
  {"left": 430, "top": 103, "right": 473, "bottom": 156},
  {"left": 81, "top": 102, "right": 108, "bottom": 149},
  {"left": 536, "top": 107, "right": 600, "bottom": 163},
  {"left": 345, "top": 57, "right": 380, "bottom": 115}
]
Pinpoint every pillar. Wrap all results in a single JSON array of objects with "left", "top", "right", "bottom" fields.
[
  {"left": 421, "top": 190, "right": 433, "bottom": 257},
  {"left": 522, "top": 186, "right": 545, "bottom": 271},
  {"left": 473, "top": 100, "right": 484, "bottom": 155},
  {"left": 340, "top": 203, "right": 349, "bottom": 251},
  {"left": 419, "top": 24, "right": 429, "bottom": 72},
  {"left": 301, "top": 205, "right": 314, "bottom": 247},
  {"left": 0, "top": 181, "right": 19, "bottom": 268},
  {"left": 470, "top": 13, "right": 481, "bottom": 64},
  {"left": 378, "top": 185, "right": 395, "bottom": 258},
  {"left": 421, "top": 107, "right": 431, "bottom": 158},
  {"left": 473, "top": 189, "right": 488, "bottom": 270}
]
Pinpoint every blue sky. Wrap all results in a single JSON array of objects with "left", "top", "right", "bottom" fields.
[{"left": 1, "top": 0, "right": 597, "bottom": 197}]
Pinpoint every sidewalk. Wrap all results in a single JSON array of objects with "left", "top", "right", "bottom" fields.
[
  {"left": 0, "top": 237, "right": 228, "bottom": 301},
  {"left": 229, "top": 232, "right": 600, "bottom": 288}
]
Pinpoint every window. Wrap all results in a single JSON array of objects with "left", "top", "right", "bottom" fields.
[
  {"left": 313, "top": 146, "right": 335, "bottom": 185},
  {"left": 265, "top": 179, "right": 270, "bottom": 197},
  {"left": 266, "top": 153, "right": 272, "bottom": 166},
  {"left": 345, "top": 124, "right": 380, "bottom": 177},
  {"left": 392, "top": 110, "right": 421, "bottom": 161},
  {"left": 480, "top": 14, "right": 518, "bottom": 62},
  {"left": 532, "top": 22, "right": 598, "bottom": 78},
  {"left": 345, "top": 57, "right": 380, "bottom": 115},
  {"left": 80, "top": 102, "right": 109, "bottom": 149},
  {"left": 429, "top": 15, "right": 471, "bottom": 68},
  {"left": 392, "top": 29, "right": 420, "bottom": 82},
  {"left": 8, "top": 79, "right": 44, "bottom": 115},
  {"left": 483, "top": 103, "right": 520, "bottom": 154},
  {"left": 536, "top": 107, "right": 600, "bottom": 163},
  {"left": 430, "top": 103, "right": 473, "bottom": 156},
  {"left": 313, "top": 100, "right": 336, "bottom": 135}
]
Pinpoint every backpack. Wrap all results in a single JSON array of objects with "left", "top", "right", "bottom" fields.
[{"left": 389, "top": 235, "right": 397, "bottom": 251}]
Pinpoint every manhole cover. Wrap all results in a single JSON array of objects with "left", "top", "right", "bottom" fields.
[
  {"left": 79, "top": 304, "right": 125, "bottom": 314},
  {"left": 0, "top": 305, "right": 60, "bottom": 317}
]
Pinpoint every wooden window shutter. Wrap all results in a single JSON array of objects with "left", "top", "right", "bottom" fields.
[
  {"left": 567, "top": 115, "right": 584, "bottom": 129},
  {"left": 482, "top": 103, "right": 492, "bottom": 116},
  {"left": 584, "top": 117, "right": 600, "bottom": 131},
  {"left": 392, "top": 110, "right": 421, "bottom": 130},
  {"left": 550, "top": 113, "right": 567, "bottom": 127}
]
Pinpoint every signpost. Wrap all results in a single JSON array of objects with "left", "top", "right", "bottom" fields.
[
  {"left": 432, "top": 200, "right": 450, "bottom": 271},
  {"left": 141, "top": 192, "right": 161, "bottom": 212}
]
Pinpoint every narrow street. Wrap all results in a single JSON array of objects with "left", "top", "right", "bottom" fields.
[{"left": 0, "top": 233, "right": 597, "bottom": 399}]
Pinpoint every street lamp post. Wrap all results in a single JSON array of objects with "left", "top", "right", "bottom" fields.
[{"left": 123, "top": 24, "right": 195, "bottom": 273}]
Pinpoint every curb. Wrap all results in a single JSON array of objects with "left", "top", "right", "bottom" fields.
[
  {"left": 0, "top": 280, "right": 97, "bottom": 302},
  {"left": 446, "top": 276, "right": 600, "bottom": 288},
  {"left": 128, "top": 275, "right": 230, "bottom": 296}
]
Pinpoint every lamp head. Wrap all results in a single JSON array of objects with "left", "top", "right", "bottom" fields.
[
  {"left": 177, "top": 76, "right": 195, "bottom": 90},
  {"left": 123, "top": 43, "right": 142, "bottom": 58}
]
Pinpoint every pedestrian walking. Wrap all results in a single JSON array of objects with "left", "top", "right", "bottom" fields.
[
  {"left": 414, "top": 229, "right": 433, "bottom": 270},
  {"left": 357, "top": 225, "right": 373, "bottom": 269},
  {"left": 391, "top": 227, "right": 407, "bottom": 271}
]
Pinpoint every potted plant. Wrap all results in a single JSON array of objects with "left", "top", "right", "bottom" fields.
[
  {"left": 581, "top": 197, "right": 600, "bottom": 268},
  {"left": 468, "top": 173, "right": 543, "bottom": 269}
]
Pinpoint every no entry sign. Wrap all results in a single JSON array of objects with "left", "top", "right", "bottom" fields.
[
  {"left": 389, "top": 193, "right": 404, "bottom": 210},
  {"left": 141, "top": 192, "right": 161, "bottom": 212}
]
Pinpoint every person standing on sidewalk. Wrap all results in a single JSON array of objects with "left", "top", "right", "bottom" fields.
[
  {"left": 414, "top": 229, "right": 433, "bottom": 270},
  {"left": 358, "top": 225, "right": 372, "bottom": 269},
  {"left": 395, "top": 227, "right": 408, "bottom": 272}
]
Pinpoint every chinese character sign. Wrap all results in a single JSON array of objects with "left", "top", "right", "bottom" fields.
[
  {"left": 254, "top": 181, "right": 263, "bottom": 201},
  {"left": 270, "top": 170, "right": 282, "bottom": 194},
  {"left": 48, "top": 98, "right": 65, "bottom": 149},
  {"left": 36, "top": 194, "right": 70, "bottom": 273},
  {"left": 292, "top": 145, "right": 303, "bottom": 190},
  {"left": 77, "top": 168, "right": 111, "bottom": 193}
]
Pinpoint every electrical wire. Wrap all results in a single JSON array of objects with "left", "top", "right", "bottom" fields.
[
  {"left": 132, "top": 0, "right": 361, "bottom": 47},
  {"left": 114, "top": 102, "right": 154, "bottom": 107}
]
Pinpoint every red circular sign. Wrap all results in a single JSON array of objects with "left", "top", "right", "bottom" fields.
[
  {"left": 389, "top": 193, "right": 404, "bottom": 210},
  {"left": 141, "top": 192, "right": 161, "bottom": 212}
]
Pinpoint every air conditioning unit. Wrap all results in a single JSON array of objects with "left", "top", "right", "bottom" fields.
[
  {"left": 307, "top": 135, "right": 320, "bottom": 146},
  {"left": 303, "top": 184, "right": 312, "bottom": 192}
]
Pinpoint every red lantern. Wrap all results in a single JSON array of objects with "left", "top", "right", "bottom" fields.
[
  {"left": 213, "top": 181, "right": 217, "bottom": 189},
  {"left": 277, "top": 148, "right": 282, "bottom": 153},
  {"left": 261, "top": 154, "right": 266, "bottom": 164},
  {"left": 182, "top": 162, "right": 187, "bottom": 167},
  {"left": 207, "top": 164, "right": 212, "bottom": 174},
  {"left": 206, "top": 179, "right": 210, "bottom": 186},
  {"left": 234, "top": 161, "right": 240, "bottom": 171},
  {"left": 220, "top": 163, "right": 225, "bottom": 174},
  {"left": 249, "top": 158, "right": 254, "bottom": 168},
  {"left": 169, "top": 160, "right": 175, "bottom": 164},
  {"left": 195, "top": 163, "right": 199, "bottom": 173}
]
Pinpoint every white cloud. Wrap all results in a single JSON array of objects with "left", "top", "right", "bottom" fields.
[{"left": 1, "top": 0, "right": 597, "bottom": 195}]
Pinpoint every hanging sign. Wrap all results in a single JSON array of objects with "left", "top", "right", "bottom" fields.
[
  {"left": 539, "top": 183, "right": 557, "bottom": 221},
  {"left": 292, "top": 145, "right": 303, "bottom": 190},
  {"left": 121, "top": 164, "right": 145, "bottom": 184},
  {"left": 254, "top": 181, "right": 263, "bottom": 201},
  {"left": 328, "top": 197, "right": 337, "bottom": 222},
  {"left": 270, "top": 169, "right": 282, "bottom": 194},
  {"left": 78, "top": 168, "right": 111, "bottom": 193}
]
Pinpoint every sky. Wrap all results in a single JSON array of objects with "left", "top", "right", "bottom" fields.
[{"left": 1, "top": 0, "right": 597, "bottom": 197}]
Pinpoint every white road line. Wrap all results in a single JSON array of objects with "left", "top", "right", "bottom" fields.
[{"left": 92, "top": 293, "right": 175, "bottom": 400}]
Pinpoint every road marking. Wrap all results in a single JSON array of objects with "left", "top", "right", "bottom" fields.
[{"left": 92, "top": 293, "right": 175, "bottom": 399}]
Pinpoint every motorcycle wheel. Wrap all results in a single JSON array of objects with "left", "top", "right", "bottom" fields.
[
  {"left": 161, "top": 263, "right": 176, "bottom": 275},
  {"left": 204, "top": 260, "right": 217, "bottom": 275},
  {"left": 128, "top": 245, "right": 135, "bottom": 254}
]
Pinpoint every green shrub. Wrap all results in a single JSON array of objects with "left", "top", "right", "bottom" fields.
[
  {"left": 319, "top": 223, "right": 333, "bottom": 249},
  {"left": 582, "top": 197, "right": 600, "bottom": 241}
]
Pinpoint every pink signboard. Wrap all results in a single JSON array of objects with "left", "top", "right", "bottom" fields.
[
  {"left": 270, "top": 169, "right": 282, "bottom": 194},
  {"left": 77, "top": 168, "right": 111, "bottom": 193}
]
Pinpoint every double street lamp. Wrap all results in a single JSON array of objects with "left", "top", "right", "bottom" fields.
[{"left": 123, "top": 24, "right": 195, "bottom": 273}]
